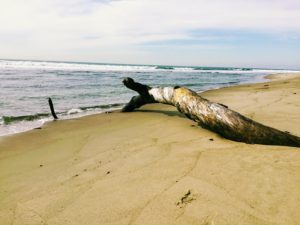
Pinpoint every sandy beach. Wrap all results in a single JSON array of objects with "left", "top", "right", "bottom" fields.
[{"left": 0, "top": 73, "right": 299, "bottom": 225}]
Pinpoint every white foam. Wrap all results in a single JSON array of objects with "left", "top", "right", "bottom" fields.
[
  {"left": 0, "top": 106, "right": 122, "bottom": 137},
  {"left": 1, "top": 60, "right": 300, "bottom": 74},
  {"left": 67, "top": 108, "right": 83, "bottom": 115},
  {"left": 187, "top": 69, "right": 300, "bottom": 74},
  {"left": 0, "top": 60, "right": 157, "bottom": 72},
  {"left": 0, "top": 117, "right": 51, "bottom": 137}
]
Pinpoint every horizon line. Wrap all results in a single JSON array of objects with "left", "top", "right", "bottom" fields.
[{"left": 1, "top": 58, "right": 299, "bottom": 71}]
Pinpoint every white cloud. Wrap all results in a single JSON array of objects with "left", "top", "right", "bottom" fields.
[{"left": 0, "top": 0, "right": 299, "bottom": 66}]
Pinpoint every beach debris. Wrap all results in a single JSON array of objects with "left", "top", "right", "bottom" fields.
[
  {"left": 121, "top": 77, "right": 300, "bottom": 147},
  {"left": 39, "top": 164, "right": 43, "bottom": 167},
  {"left": 73, "top": 174, "right": 79, "bottom": 177},
  {"left": 209, "top": 138, "right": 214, "bottom": 141},
  {"left": 181, "top": 190, "right": 191, "bottom": 202},
  {"left": 48, "top": 98, "right": 58, "bottom": 120},
  {"left": 106, "top": 171, "right": 110, "bottom": 175},
  {"left": 176, "top": 190, "right": 195, "bottom": 207}
]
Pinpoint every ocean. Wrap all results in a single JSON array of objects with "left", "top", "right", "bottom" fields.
[{"left": 0, "top": 59, "right": 299, "bottom": 136}]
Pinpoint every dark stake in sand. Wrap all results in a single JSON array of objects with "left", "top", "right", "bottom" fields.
[{"left": 48, "top": 98, "right": 58, "bottom": 120}]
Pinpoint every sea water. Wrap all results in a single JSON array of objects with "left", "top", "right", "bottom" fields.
[{"left": 1, "top": 59, "right": 299, "bottom": 136}]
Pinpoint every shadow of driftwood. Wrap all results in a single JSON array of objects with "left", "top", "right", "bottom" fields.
[{"left": 136, "top": 109, "right": 185, "bottom": 118}]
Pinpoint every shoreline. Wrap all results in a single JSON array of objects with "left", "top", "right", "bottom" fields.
[
  {"left": 0, "top": 72, "right": 277, "bottom": 138},
  {"left": 0, "top": 73, "right": 299, "bottom": 225}
]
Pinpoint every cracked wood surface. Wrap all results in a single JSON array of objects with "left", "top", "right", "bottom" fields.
[{"left": 122, "top": 77, "right": 300, "bottom": 147}]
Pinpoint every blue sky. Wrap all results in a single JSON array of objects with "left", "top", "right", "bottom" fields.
[{"left": 0, "top": 0, "right": 300, "bottom": 69}]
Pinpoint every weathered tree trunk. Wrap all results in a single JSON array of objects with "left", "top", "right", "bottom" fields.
[{"left": 122, "top": 77, "right": 300, "bottom": 147}]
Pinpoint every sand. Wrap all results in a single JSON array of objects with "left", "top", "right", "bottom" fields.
[{"left": 0, "top": 73, "right": 299, "bottom": 225}]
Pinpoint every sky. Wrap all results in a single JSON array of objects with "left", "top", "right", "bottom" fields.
[{"left": 0, "top": 0, "right": 300, "bottom": 69}]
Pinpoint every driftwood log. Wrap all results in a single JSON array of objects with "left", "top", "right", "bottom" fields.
[{"left": 122, "top": 77, "right": 300, "bottom": 147}]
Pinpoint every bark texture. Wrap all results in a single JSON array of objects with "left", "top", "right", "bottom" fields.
[{"left": 122, "top": 77, "right": 300, "bottom": 147}]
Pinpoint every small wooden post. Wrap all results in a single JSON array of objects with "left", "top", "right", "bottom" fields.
[{"left": 48, "top": 98, "right": 58, "bottom": 120}]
